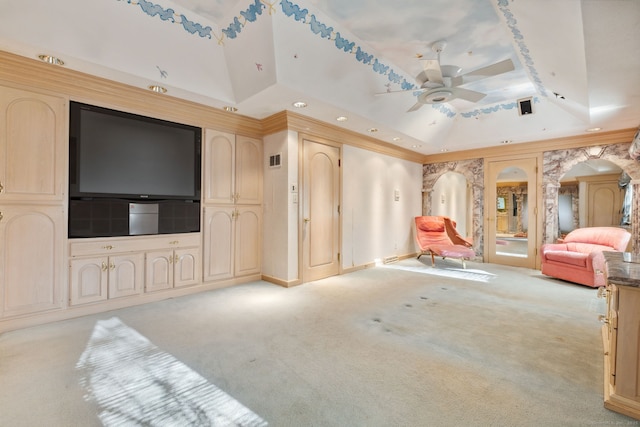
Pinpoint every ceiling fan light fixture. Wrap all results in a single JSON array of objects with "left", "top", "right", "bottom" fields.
[{"left": 420, "top": 89, "right": 454, "bottom": 104}]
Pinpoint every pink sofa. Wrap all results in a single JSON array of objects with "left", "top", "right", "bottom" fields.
[{"left": 540, "top": 227, "right": 631, "bottom": 287}]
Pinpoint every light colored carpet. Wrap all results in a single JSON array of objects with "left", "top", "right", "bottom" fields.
[{"left": 0, "top": 258, "right": 637, "bottom": 426}]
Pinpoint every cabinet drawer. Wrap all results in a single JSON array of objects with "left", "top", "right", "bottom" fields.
[{"left": 70, "top": 233, "right": 200, "bottom": 257}]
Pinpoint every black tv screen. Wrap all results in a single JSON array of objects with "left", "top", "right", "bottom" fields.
[{"left": 69, "top": 102, "right": 201, "bottom": 200}]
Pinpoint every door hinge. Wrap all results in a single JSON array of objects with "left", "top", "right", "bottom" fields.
[
  {"left": 338, "top": 159, "right": 341, "bottom": 167},
  {"left": 338, "top": 204, "right": 340, "bottom": 214},
  {"left": 337, "top": 252, "right": 340, "bottom": 261}
]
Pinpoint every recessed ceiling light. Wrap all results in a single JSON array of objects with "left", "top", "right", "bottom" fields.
[
  {"left": 500, "top": 140, "right": 512, "bottom": 144},
  {"left": 292, "top": 101, "right": 307, "bottom": 108},
  {"left": 148, "top": 85, "right": 167, "bottom": 93},
  {"left": 440, "top": 148, "right": 449, "bottom": 152},
  {"left": 392, "top": 137, "right": 402, "bottom": 142},
  {"left": 412, "top": 144, "right": 422, "bottom": 148},
  {"left": 223, "top": 106, "right": 238, "bottom": 112},
  {"left": 336, "top": 116, "right": 348, "bottom": 122},
  {"left": 367, "top": 128, "right": 378, "bottom": 133},
  {"left": 586, "top": 127, "right": 602, "bottom": 132},
  {"left": 38, "top": 54, "right": 64, "bottom": 66}
]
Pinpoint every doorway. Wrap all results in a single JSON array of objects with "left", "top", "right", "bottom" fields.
[
  {"left": 486, "top": 157, "right": 539, "bottom": 269},
  {"left": 301, "top": 139, "right": 341, "bottom": 282}
]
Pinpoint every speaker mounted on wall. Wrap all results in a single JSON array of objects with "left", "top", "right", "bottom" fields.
[{"left": 517, "top": 97, "right": 533, "bottom": 116}]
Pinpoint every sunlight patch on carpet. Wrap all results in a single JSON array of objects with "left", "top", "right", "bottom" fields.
[
  {"left": 383, "top": 264, "right": 496, "bottom": 283},
  {"left": 76, "top": 317, "right": 267, "bottom": 426}
]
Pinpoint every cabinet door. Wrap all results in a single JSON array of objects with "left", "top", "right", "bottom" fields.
[
  {"left": 235, "top": 206, "right": 262, "bottom": 277},
  {"left": 235, "top": 136, "right": 262, "bottom": 205},
  {"left": 0, "top": 86, "right": 66, "bottom": 202},
  {"left": 203, "top": 206, "right": 235, "bottom": 282},
  {"left": 70, "top": 257, "right": 108, "bottom": 306},
  {"left": 174, "top": 248, "right": 200, "bottom": 288},
  {"left": 145, "top": 250, "right": 174, "bottom": 292},
  {"left": 109, "top": 253, "right": 144, "bottom": 298},
  {"left": 204, "top": 130, "right": 235, "bottom": 204},
  {"left": 0, "top": 205, "right": 64, "bottom": 316},
  {"left": 615, "top": 286, "right": 640, "bottom": 401}
]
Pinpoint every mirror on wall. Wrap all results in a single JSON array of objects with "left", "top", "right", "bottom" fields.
[
  {"left": 495, "top": 166, "right": 528, "bottom": 258},
  {"left": 559, "top": 159, "right": 627, "bottom": 237}
]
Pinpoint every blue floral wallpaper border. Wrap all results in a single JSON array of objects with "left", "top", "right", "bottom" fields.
[{"left": 117, "top": 0, "right": 544, "bottom": 120}]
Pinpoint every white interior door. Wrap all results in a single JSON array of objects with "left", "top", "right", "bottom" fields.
[{"left": 302, "top": 139, "right": 340, "bottom": 282}]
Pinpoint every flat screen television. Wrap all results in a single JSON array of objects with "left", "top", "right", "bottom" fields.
[
  {"left": 69, "top": 101, "right": 201, "bottom": 200},
  {"left": 68, "top": 102, "right": 202, "bottom": 238}
]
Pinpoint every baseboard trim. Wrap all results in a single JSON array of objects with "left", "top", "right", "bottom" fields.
[
  {"left": 0, "top": 274, "right": 262, "bottom": 333},
  {"left": 261, "top": 275, "right": 302, "bottom": 288}
]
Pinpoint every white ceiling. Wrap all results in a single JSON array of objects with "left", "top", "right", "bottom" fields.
[{"left": 1, "top": 0, "right": 638, "bottom": 155}]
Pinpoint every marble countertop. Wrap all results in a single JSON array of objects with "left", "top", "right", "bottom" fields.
[{"left": 604, "top": 252, "right": 640, "bottom": 287}]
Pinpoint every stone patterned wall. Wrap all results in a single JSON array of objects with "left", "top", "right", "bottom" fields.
[
  {"left": 542, "top": 143, "right": 640, "bottom": 253},
  {"left": 422, "top": 159, "right": 484, "bottom": 258},
  {"left": 423, "top": 142, "right": 640, "bottom": 260}
]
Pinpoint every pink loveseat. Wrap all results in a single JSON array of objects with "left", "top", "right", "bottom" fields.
[{"left": 540, "top": 227, "right": 631, "bottom": 287}]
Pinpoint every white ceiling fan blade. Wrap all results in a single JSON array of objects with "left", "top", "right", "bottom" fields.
[
  {"left": 374, "top": 89, "right": 421, "bottom": 96},
  {"left": 451, "top": 87, "right": 487, "bottom": 103},
  {"left": 407, "top": 102, "right": 423, "bottom": 112},
  {"left": 420, "top": 59, "right": 444, "bottom": 86},
  {"left": 452, "top": 59, "right": 515, "bottom": 86}
]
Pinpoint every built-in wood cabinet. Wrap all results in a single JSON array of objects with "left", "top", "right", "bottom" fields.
[
  {"left": 69, "top": 234, "right": 200, "bottom": 305},
  {"left": 0, "top": 86, "right": 66, "bottom": 202},
  {"left": 69, "top": 252, "right": 144, "bottom": 305},
  {"left": 0, "top": 82, "right": 263, "bottom": 332},
  {"left": 0, "top": 85, "right": 66, "bottom": 321},
  {"left": 602, "top": 253, "right": 640, "bottom": 420},
  {"left": 203, "top": 130, "right": 262, "bottom": 205},
  {"left": 0, "top": 205, "right": 65, "bottom": 317},
  {"left": 203, "top": 205, "right": 261, "bottom": 281},
  {"left": 145, "top": 247, "right": 200, "bottom": 292},
  {"left": 202, "top": 129, "right": 262, "bottom": 284}
]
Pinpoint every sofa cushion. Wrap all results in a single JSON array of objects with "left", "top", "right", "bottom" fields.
[
  {"left": 416, "top": 217, "right": 445, "bottom": 232},
  {"left": 544, "top": 250, "right": 588, "bottom": 268},
  {"left": 429, "top": 244, "right": 475, "bottom": 259},
  {"left": 563, "top": 227, "right": 631, "bottom": 252}
]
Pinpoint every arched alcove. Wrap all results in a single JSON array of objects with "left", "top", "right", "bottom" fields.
[
  {"left": 423, "top": 159, "right": 484, "bottom": 257},
  {"left": 542, "top": 143, "right": 640, "bottom": 252}
]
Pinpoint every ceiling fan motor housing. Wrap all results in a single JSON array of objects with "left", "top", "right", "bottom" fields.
[{"left": 419, "top": 89, "right": 454, "bottom": 104}]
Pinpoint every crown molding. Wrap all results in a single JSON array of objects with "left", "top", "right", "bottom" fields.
[{"left": 423, "top": 128, "right": 637, "bottom": 163}]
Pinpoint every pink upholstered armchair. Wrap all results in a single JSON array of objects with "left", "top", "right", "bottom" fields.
[
  {"left": 540, "top": 227, "right": 631, "bottom": 287},
  {"left": 415, "top": 216, "right": 475, "bottom": 268}
]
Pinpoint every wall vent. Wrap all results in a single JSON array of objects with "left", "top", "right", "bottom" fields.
[
  {"left": 383, "top": 255, "right": 399, "bottom": 264},
  {"left": 269, "top": 153, "right": 281, "bottom": 168},
  {"left": 517, "top": 97, "right": 533, "bottom": 116}
]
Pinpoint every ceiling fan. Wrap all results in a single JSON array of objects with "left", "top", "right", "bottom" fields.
[{"left": 384, "top": 40, "right": 515, "bottom": 112}]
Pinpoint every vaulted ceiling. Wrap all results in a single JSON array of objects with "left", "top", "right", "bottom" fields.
[{"left": 1, "top": 0, "right": 638, "bottom": 155}]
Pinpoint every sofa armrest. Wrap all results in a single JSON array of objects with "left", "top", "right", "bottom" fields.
[
  {"left": 587, "top": 250, "right": 606, "bottom": 274},
  {"left": 540, "top": 243, "right": 568, "bottom": 258}
]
